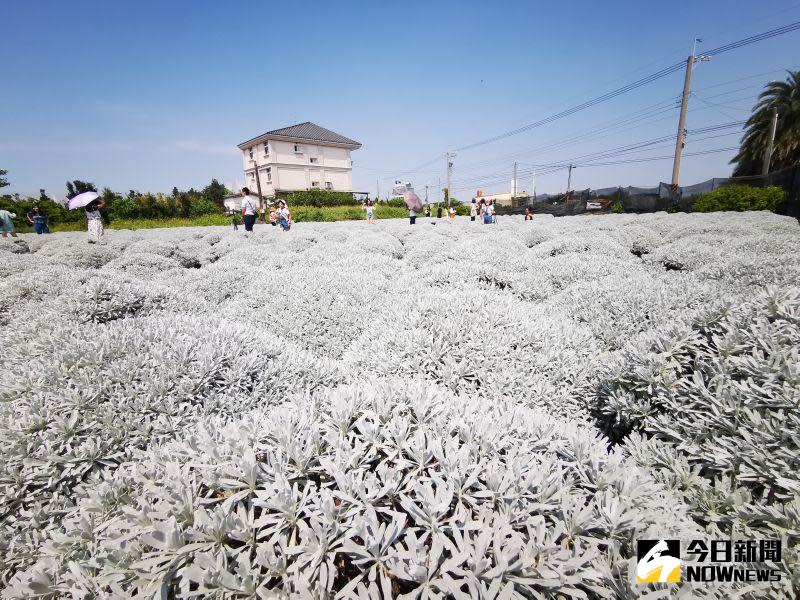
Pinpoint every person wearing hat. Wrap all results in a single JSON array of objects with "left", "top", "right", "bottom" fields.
[{"left": 0, "top": 209, "right": 18, "bottom": 238}]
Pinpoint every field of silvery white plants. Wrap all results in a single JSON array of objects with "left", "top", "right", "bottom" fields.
[{"left": 0, "top": 212, "right": 798, "bottom": 599}]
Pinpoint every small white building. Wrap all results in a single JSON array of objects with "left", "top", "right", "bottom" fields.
[
  {"left": 237, "top": 122, "right": 361, "bottom": 200},
  {"left": 472, "top": 191, "right": 527, "bottom": 207}
]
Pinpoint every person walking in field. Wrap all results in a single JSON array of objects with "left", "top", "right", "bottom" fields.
[
  {"left": 409, "top": 207, "right": 417, "bottom": 225},
  {"left": 241, "top": 187, "right": 258, "bottom": 232},
  {"left": 84, "top": 198, "right": 105, "bottom": 239},
  {"left": 470, "top": 199, "right": 477, "bottom": 222},
  {"left": 490, "top": 200, "right": 497, "bottom": 224},
  {"left": 27, "top": 205, "right": 50, "bottom": 234},
  {"left": 363, "top": 200, "right": 376, "bottom": 224},
  {"left": 0, "top": 209, "right": 18, "bottom": 238},
  {"left": 230, "top": 208, "right": 240, "bottom": 231},
  {"left": 524, "top": 207, "right": 533, "bottom": 221},
  {"left": 449, "top": 206, "right": 456, "bottom": 220},
  {"left": 482, "top": 200, "right": 492, "bottom": 224}
]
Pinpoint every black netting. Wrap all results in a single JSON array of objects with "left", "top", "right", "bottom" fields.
[{"left": 493, "top": 165, "right": 800, "bottom": 220}]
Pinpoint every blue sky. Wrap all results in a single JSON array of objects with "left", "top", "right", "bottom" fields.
[{"left": 2, "top": 0, "right": 799, "bottom": 200}]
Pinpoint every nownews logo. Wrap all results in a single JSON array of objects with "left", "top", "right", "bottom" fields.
[
  {"left": 636, "top": 539, "right": 782, "bottom": 584},
  {"left": 636, "top": 540, "right": 681, "bottom": 583}
]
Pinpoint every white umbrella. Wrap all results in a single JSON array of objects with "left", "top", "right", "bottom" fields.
[{"left": 68, "top": 191, "right": 100, "bottom": 210}]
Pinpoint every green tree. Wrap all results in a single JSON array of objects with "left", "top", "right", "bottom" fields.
[
  {"left": 202, "top": 178, "right": 227, "bottom": 206},
  {"left": 172, "top": 186, "right": 180, "bottom": 198},
  {"left": 66, "top": 180, "right": 97, "bottom": 198},
  {"left": 731, "top": 70, "right": 800, "bottom": 176},
  {"left": 0, "top": 168, "right": 8, "bottom": 189}
]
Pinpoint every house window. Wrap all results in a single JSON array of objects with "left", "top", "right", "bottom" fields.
[
  {"left": 263, "top": 143, "right": 269, "bottom": 156},
  {"left": 311, "top": 181, "right": 319, "bottom": 188},
  {"left": 325, "top": 182, "right": 333, "bottom": 190},
  {"left": 310, "top": 157, "right": 318, "bottom": 164},
  {"left": 248, "top": 147, "right": 253, "bottom": 159},
  {"left": 265, "top": 167, "right": 272, "bottom": 182},
  {"left": 294, "top": 144, "right": 303, "bottom": 153}
]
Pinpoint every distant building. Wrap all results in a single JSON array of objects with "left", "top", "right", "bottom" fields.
[
  {"left": 237, "top": 122, "right": 362, "bottom": 201},
  {"left": 392, "top": 181, "right": 414, "bottom": 196}
]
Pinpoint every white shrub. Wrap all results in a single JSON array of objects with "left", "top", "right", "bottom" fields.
[{"left": 0, "top": 212, "right": 797, "bottom": 597}]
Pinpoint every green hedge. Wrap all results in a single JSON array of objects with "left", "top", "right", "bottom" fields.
[
  {"left": 692, "top": 185, "right": 786, "bottom": 213},
  {"left": 284, "top": 189, "right": 358, "bottom": 207}
]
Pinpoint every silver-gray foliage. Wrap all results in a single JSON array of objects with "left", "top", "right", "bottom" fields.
[{"left": 1, "top": 211, "right": 798, "bottom": 598}]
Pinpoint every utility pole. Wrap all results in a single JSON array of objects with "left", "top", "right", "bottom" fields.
[
  {"left": 445, "top": 152, "right": 455, "bottom": 207},
  {"left": 532, "top": 168, "right": 537, "bottom": 201},
  {"left": 376, "top": 178, "right": 380, "bottom": 202},
  {"left": 762, "top": 108, "right": 778, "bottom": 175},
  {"left": 671, "top": 39, "right": 710, "bottom": 190},
  {"left": 425, "top": 184, "right": 429, "bottom": 204},
  {"left": 512, "top": 161, "right": 517, "bottom": 198},
  {"left": 565, "top": 164, "right": 574, "bottom": 198},
  {"left": 252, "top": 159, "right": 264, "bottom": 212}
]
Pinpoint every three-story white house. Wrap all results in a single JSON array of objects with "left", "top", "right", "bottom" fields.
[{"left": 237, "top": 122, "right": 361, "bottom": 201}]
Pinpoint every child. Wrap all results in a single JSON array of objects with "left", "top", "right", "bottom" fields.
[
  {"left": 269, "top": 207, "right": 278, "bottom": 227},
  {"left": 363, "top": 200, "right": 376, "bottom": 224},
  {"left": 449, "top": 206, "right": 456, "bottom": 220}
]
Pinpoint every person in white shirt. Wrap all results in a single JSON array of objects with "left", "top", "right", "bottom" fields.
[
  {"left": 470, "top": 200, "right": 477, "bottom": 222},
  {"left": 489, "top": 200, "right": 497, "bottom": 224},
  {"left": 240, "top": 188, "right": 258, "bottom": 232},
  {"left": 362, "top": 200, "right": 376, "bottom": 224},
  {"left": 278, "top": 200, "right": 291, "bottom": 231}
]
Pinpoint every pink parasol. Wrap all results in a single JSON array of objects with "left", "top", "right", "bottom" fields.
[
  {"left": 67, "top": 191, "right": 100, "bottom": 210},
  {"left": 403, "top": 191, "right": 423, "bottom": 213}
]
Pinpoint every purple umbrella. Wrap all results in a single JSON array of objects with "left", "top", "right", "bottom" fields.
[
  {"left": 67, "top": 191, "right": 100, "bottom": 210},
  {"left": 403, "top": 191, "right": 423, "bottom": 213}
]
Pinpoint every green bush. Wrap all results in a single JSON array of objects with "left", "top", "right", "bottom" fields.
[
  {"left": 384, "top": 197, "right": 407, "bottom": 208},
  {"left": 285, "top": 189, "right": 357, "bottom": 207},
  {"left": 189, "top": 197, "right": 217, "bottom": 216},
  {"left": 692, "top": 185, "right": 786, "bottom": 213},
  {"left": 610, "top": 201, "right": 624, "bottom": 213},
  {"left": 107, "top": 196, "right": 139, "bottom": 220}
]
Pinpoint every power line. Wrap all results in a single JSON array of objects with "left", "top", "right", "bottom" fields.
[{"left": 450, "top": 21, "right": 799, "bottom": 153}]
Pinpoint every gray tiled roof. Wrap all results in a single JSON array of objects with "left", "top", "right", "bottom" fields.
[{"left": 239, "top": 122, "right": 361, "bottom": 148}]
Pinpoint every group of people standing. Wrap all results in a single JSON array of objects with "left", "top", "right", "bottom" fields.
[
  {"left": 234, "top": 188, "right": 291, "bottom": 232},
  {"left": 470, "top": 199, "right": 497, "bottom": 224}
]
